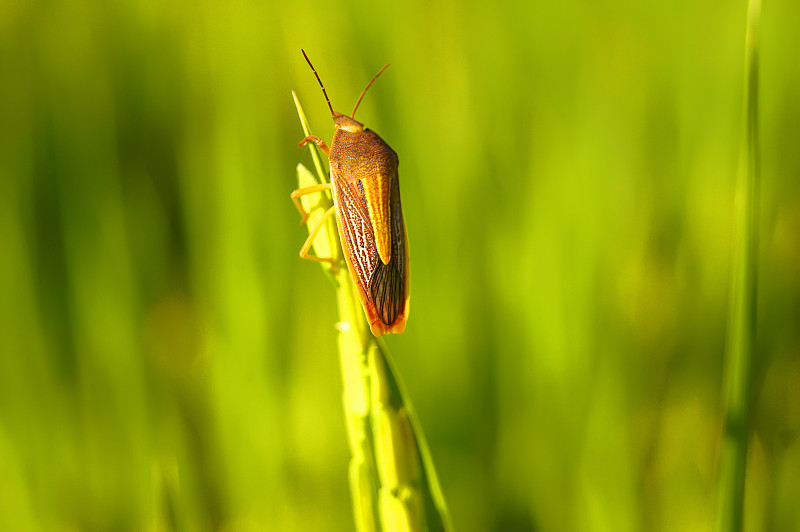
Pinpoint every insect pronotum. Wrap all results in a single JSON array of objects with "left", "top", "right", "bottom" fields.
[{"left": 291, "top": 50, "right": 409, "bottom": 337}]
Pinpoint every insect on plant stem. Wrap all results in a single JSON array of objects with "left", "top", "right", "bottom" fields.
[{"left": 291, "top": 50, "right": 410, "bottom": 337}]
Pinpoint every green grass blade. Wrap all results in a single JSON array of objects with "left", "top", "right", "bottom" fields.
[
  {"left": 715, "top": 0, "right": 761, "bottom": 530},
  {"left": 292, "top": 90, "right": 328, "bottom": 185}
]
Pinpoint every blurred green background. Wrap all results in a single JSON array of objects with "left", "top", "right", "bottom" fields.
[{"left": 2, "top": 0, "right": 799, "bottom": 530}]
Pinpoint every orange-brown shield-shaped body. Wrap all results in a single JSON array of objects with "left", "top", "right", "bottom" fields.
[{"left": 328, "top": 115, "right": 409, "bottom": 336}]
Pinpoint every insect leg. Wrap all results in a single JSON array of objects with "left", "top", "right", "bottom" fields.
[
  {"left": 290, "top": 183, "right": 331, "bottom": 225},
  {"left": 298, "top": 205, "right": 339, "bottom": 273},
  {"left": 298, "top": 135, "right": 331, "bottom": 156}
]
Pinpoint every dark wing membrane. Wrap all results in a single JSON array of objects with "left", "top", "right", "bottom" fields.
[
  {"left": 368, "top": 169, "right": 406, "bottom": 325},
  {"left": 369, "top": 258, "right": 404, "bottom": 325},
  {"left": 390, "top": 167, "right": 406, "bottom": 283}
]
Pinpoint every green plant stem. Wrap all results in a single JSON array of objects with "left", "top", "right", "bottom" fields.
[
  {"left": 293, "top": 93, "right": 451, "bottom": 532},
  {"left": 715, "top": 0, "right": 760, "bottom": 531}
]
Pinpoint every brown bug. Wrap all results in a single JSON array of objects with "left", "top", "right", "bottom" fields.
[{"left": 291, "top": 50, "right": 409, "bottom": 336}]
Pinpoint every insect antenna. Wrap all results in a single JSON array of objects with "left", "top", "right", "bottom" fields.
[
  {"left": 301, "top": 49, "right": 335, "bottom": 119},
  {"left": 351, "top": 63, "right": 390, "bottom": 118}
]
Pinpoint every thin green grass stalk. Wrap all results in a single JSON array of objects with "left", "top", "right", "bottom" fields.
[
  {"left": 293, "top": 93, "right": 452, "bottom": 532},
  {"left": 715, "top": 0, "right": 760, "bottom": 531}
]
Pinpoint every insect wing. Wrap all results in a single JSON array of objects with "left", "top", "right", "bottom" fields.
[
  {"left": 331, "top": 169, "right": 408, "bottom": 335},
  {"left": 332, "top": 173, "right": 376, "bottom": 294}
]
